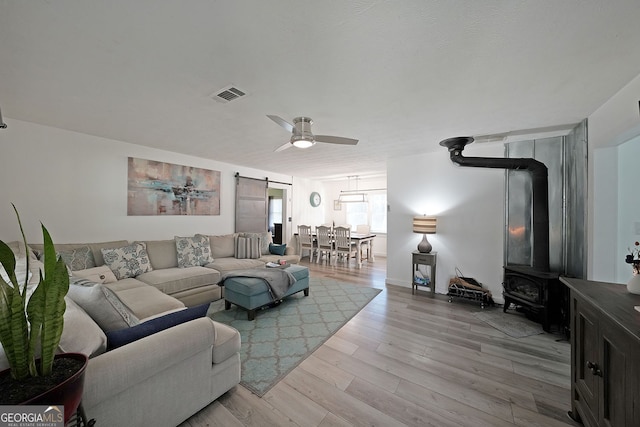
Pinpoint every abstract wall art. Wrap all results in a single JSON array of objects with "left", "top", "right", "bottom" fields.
[{"left": 127, "top": 157, "right": 221, "bottom": 216}]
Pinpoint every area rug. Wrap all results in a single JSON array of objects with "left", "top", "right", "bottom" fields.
[
  {"left": 209, "top": 277, "right": 382, "bottom": 396},
  {"left": 472, "top": 309, "right": 544, "bottom": 338}
]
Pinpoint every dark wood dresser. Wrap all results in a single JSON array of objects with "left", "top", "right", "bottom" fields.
[{"left": 560, "top": 277, "right": 640, "bottom": 427}]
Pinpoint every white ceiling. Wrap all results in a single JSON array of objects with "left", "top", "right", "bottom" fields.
[{"left": 2, "top": 1, "right": 640, "bottom": 179}]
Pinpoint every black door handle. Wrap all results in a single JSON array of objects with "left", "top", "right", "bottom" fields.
[{"left": 586, "top": 361, "right": 602, "bottom": 377}]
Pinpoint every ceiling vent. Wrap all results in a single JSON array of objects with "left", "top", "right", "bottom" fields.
[{"left": 211, "top": 85, "right": 247, "bottom": 103}]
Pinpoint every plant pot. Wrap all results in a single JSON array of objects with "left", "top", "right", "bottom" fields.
[
  {"left": 628, "top": 275, "right": 640, "bottom": 295},
  {"left": 0, "top": 352, "right": 88, "bottom": 423}
]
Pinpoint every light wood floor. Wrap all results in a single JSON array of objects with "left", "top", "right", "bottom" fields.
[{"left": 180, "top": 256, "right": 579, "bottom": 427}]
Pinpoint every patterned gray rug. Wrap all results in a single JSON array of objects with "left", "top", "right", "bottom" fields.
[
  {"left": 472, "top": 309, "right": 544, "bottom": 338},
  {"left": 209, "top": 277, "right": 382, "bottom": 396}
]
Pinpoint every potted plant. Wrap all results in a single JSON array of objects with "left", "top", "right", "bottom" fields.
[{"left": 0, "top": 204, "right": 88, "bottom": 423}]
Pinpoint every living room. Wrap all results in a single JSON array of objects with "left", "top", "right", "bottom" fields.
[{"left": 2, "top": 2, "right": 640, "bottom": 426}]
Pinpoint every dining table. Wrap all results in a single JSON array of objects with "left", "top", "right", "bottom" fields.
[
  {"left": 349, "top": 232, "right": 376, "bottom": 268},
  {"left": 295, "top": 231, "right": 376, "bottom": 269}
]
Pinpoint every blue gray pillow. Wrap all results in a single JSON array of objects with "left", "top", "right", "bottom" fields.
[
  {"left": 105, "top": 303, "right": 210, "bottom": 350},
  {"left": 269, "top": 243, "right": 287, "bottom": 256}
]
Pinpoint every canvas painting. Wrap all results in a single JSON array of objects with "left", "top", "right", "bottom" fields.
[{"left": 127, "top": 157, "right": 221, "bottom": 216}]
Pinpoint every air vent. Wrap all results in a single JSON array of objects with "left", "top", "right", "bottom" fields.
[{"left": 211, "top": 85, "right": 247, "bottom": 103}]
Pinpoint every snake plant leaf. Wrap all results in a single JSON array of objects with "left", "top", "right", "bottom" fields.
[
  {"left": 26, "top": 224, "right": 69, "bottom": 377},
  {"left": 0, "top": 206, "right": 70, "bottom": 380},
  {"left": 0, "top": 240, "right": 31, "bottom": 380}
]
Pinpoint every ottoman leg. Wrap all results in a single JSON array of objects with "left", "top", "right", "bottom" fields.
[
  {"left": 225, "top": 300, "right": 231, "bottom": 310},
  {"left": 304, "top": 289, "right": 309, "bottom": 296},
  {"left": 248, "top": 309, "right": 256, "bottom": 321}
]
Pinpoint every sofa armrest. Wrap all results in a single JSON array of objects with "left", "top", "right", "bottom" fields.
[{"left": 82, "top": 317, "right": 216, "bottom": 407}]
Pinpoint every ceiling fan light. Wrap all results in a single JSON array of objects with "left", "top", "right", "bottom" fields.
[{"left": 291, "top": 137, "right": 314, "bottom": 148}]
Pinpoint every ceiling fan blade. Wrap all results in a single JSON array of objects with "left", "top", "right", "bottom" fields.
[
  {"left": 274, "top": 142, "right": 292, "bottom": 152},
  {"left": 314, "top": 135, "right": 358, "bottom": 145},
  {"left": 267, "top": 115, "right": 294, "bottom": 133}
]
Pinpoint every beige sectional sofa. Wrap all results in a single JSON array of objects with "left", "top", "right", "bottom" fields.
[
  {"left": 38, "top": 232, "right": 300, "bottom": 308},
  {"left": 1, "top": 232, "right": 299, "bottom": 426}
]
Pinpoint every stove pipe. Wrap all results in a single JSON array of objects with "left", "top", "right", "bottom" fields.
[{"left": 439, "top": 136, "right": 550, "bottom": 272}]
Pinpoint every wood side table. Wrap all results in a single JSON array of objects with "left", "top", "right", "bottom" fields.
[{"left": 412, "top": 251, "right": 436, "bottom": 296}]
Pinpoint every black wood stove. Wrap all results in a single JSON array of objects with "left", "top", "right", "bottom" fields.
[{"left": 440, "top": 136, "right": 567, "bottom": 333}]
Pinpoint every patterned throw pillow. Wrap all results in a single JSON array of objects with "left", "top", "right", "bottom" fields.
[
  {"left": 57, "top": 246, "right": 97, "bottom": 271},
  {"left": 67, "top": 277, "right": 140, "bottom": 332},
  {"left": 235, "top": 236, "right": 261, "bottom": 259},
  {"left": 101, "top": 242, "right": 153, "bottom": 280},
  {"left": 175, "top": 234, "right": 213, "bottom": 268}
]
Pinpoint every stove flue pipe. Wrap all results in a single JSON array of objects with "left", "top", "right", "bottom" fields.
[{"left": 439, "top": 136, "right": 550, "bottom": 272}]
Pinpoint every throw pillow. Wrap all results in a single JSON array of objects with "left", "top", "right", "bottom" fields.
[
  {"left": 57, "top": 246, "right": 97, "bottom": 271},
  {"left": 235, "top": 236, "right": 261, "bottom": 259},
  {"left": 72, "top": 265, "right": 118, "bottom": 284},
  {"left": 175, "top": 234, "right": 213, "bottom": 268},
  {"left": 105, "top": 303, "right": 210, "bottom": 350},
  {"left": 241, "top": 232, "right": 272, "bottom": 255},
  {"left": 58, "top": 297, "right": 107, "bottom": 357},
  {"left": 101, "top": 242, "right": 153, "bottom": 279},
  {"left": 269, "top": 243, "right": 287, "bottom": 256},
  {"left": 67, "top": 277, "right": 140, "bottom": 332}
]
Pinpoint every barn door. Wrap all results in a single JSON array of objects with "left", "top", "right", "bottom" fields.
[{"left": 235, "top": 174, "right": 268, "bottom": 232}]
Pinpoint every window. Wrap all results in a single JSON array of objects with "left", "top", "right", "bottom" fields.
[{"left": 345, "top": 192, "right": 387, "bottom": 233}]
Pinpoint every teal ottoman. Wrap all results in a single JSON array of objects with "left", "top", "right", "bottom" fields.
[{"left": 223, "top": 265, "right": 310, "bottom": 320}]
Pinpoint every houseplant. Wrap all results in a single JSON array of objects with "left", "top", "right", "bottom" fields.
[
  {"left": 625, "top": 241, "right": 640, "bottom": 294},
  {"left": 0, "top": 204, "right": 87, "bottom": 421}
]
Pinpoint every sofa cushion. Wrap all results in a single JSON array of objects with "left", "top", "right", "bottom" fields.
[
  {"left": 57, "top": 245, "right": 97, "bottom": 271},
  {"left": 136, "top": 266, "right": 220, "bottom": 295},
  {"left": 144, "top": 240, "right": 179, "bottom": 269},
  {"left": 59, "top": 297, "right": 107, "bottom": 357},
  {"left": 235, "top": 236, "right": 261, "bottom": 259},
  {"left": 175, "top": 235, "right": 213, "bottom": 268},
  {"left": 269, "top": 243, "right": 287, "bottom": 256},
  {"left": 101, "top": 242, "right": 153, "bottom": 279},
  {"left": 211, "top": 321, "right": 242, "bottom": 364},
  {"left": 72, "top": 265, "right": 118, "bottom": 284},
  {"left": 67, "top": 277, "right": 140, "bottom": 332},
  {"left": 209, "top": 234, "right": 236, "bottom": 258},
  {"left": 105, "top": 303, "right": 210, "bottom": 350},
  {"left": 206, "top": 257, "right": 264, "bottom": 276},
  {"left": 104, "top": 278, "right": 186, "bottom": 320}
]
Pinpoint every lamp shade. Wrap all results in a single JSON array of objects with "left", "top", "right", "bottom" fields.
[{"left": 413, "top": 216, "right": 437, "bottom": 234}]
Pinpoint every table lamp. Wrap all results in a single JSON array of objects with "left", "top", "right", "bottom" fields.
[{"left": 413, "top": 216, "right": 437, "bottom": 253}]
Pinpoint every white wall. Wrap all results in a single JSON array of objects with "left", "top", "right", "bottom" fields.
[
  {"left": 588, "top": 72, "right": 640, "bottom": 282},
  {"left": 0, "top": 120, "right": 293, "bottom": 243},
  {"left": 290, "top": 177, "right": 325, "bottom": 232},
  {"left": 387, "top": 142, "right": 505, "bottom": 301}
]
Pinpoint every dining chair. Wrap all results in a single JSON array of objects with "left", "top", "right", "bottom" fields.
[
  {"left": 315, "top": 225, "right": 334, "bottom": 264},
  {"left": 355, "top": 224, "right": 371, "bottom": 261},
  {"left": 297, "top": 225, "right": 316, "bottom": 260},
  {"left": 334, "top": 226, "right": 357, "bottom": 266}
]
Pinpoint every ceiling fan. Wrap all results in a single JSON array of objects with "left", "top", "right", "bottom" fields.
[{"left": 267, "top": 115, "right": 358, "bottom": 152}]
